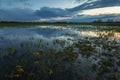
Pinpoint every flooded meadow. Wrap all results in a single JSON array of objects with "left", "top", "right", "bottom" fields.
[{"left": 0, "top": 25, "right": 120, "bottom": 80}]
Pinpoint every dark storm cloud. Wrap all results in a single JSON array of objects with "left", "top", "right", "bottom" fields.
[
  {"left": 34, "top": 7, "right": 68, "bottom": 18},
  {"left": 68, "top": 0, "right": 120, "bottom": 12},
  {"left": 0, "top": 7, "right": 69, "bottom": 21}
]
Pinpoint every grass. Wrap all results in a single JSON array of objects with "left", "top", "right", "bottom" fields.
[
  {"left": 0, "top": 31, "right": 120, "bottom": 80},
  {"left": 0, "top": 24, "right": 120, "bottom": 80}
]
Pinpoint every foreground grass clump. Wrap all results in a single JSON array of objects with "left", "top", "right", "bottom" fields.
[{"left": 0, "top": 43, "right": 78, "bottom": 80}]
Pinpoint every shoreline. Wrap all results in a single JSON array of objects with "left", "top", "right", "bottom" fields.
[{"left": 0, "top": 22, "right": 120, "bottom": 27}]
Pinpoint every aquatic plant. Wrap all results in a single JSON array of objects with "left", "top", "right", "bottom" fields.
[{"left": 0, "top": 25, "right": 120, "bottom": 80}]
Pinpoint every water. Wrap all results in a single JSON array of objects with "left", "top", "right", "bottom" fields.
[
  {"left": 0, "top": 26, "right": 97, "bottom": 41},
  {"left": 0, "top": 25, "right": 99, "bottom": 51},
  {"left": 0, "top": 25, "right": 120, "bottom": 80}
]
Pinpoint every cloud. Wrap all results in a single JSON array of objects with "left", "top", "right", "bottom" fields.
[
  {"left": 0, "top": 0, "right": 31, "bottom": 9},
  {"left": 79, "top": 6, "right": 120, "bottom": 16},
  {"left": 0, "top": 0, "right": 29, "bottom": 4},
  {"left": 0, "top": 7, "right": 70, "bottom": 22},
  {"left": 0, "top": 8, "right": 39, "bottom": 21},
  {"left": 65, "top": 0, "right": 120, "bottom": 22},
  {"left": 0, "top": 7, "right": 119, "bottom": 22},
  {"left": 62, "top": 14, "right": 120, "bottom": 22},
  {"left": 0, "top": 0, "right": 120, "bottom": 22},
  {"left": 68, "top": 0, "right": 120, "bottom": 12},
  {"left": 34, "top": 7, "right": 68, "bottom": 18},
  {"left": 38, "top": 17, "right": 72, "bottom": 22}
]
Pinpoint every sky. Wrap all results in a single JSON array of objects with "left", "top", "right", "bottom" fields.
[{"left": 0, "top": 0, "right": 120, "bottom": 22}]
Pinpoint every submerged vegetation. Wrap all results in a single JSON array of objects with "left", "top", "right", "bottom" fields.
[{"left": 0, "top": 25, "right": 120, "bottom": 80}]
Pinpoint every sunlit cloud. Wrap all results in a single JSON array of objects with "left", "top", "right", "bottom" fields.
[
  {"left": 38, "top": 17, "right": 72, "bottom": 22},
  {"left": 79, "top": 6, "right": 120, "bottom": 16}
]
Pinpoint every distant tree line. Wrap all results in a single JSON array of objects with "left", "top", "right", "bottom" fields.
[{"left": 0, "top": 20, "right": 120, "bottom": 26}]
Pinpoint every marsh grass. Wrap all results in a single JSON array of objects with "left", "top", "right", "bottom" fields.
[{"left": 0, "top": 26, "right": 120, "bottom": 80}]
